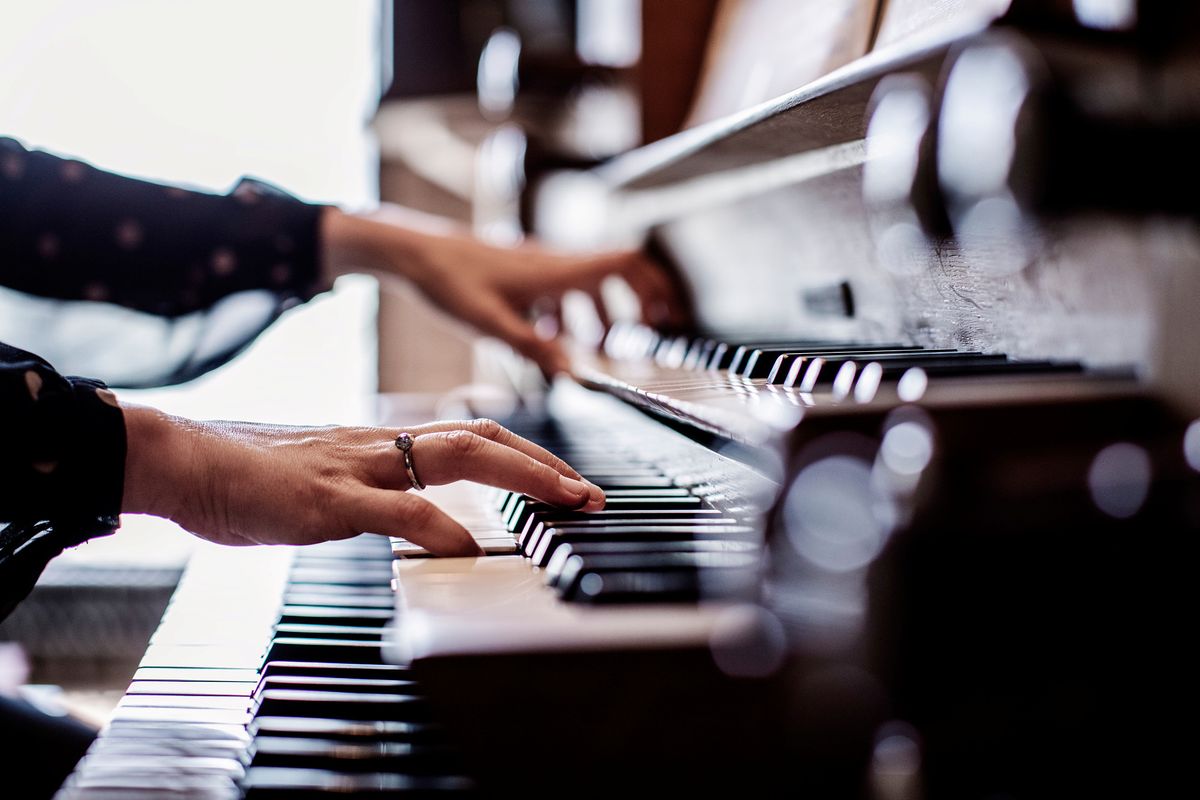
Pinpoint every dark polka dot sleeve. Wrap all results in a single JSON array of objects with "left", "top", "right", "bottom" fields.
[
  {"left": 0, "top": 137, "right": 326, "bottom": 317},
  {"left": 0, "top": 341, "right": 126, "bottom": 621}
]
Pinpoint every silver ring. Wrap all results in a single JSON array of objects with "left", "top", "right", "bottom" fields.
[{"left": 395, "top": 432, "right": 425, "bottom": 490}]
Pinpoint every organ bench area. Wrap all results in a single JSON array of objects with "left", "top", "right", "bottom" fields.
[{"left": 58, "top": 6, "right": 1199, "bottom": 799}]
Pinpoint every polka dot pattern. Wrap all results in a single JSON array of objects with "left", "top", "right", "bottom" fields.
[
  {"left": 0, "top": 137, "right": 325, "bottom": 320},
  {"left": 115, "top": 219, "right": 144, "bottom": 250},
  {"left": 1, "top": 152, "right": 23, "bottom": 180},
  {"left": 211, "top": 247, "right": 238, "bottom": 275},
  {"left": 59, "top": 160, "right": 85, "bottom": 183},
  {"left": 37, "top": 233, "right": 60, "bottom": 260}
]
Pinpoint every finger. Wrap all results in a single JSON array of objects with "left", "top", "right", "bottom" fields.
[
  {"left": 611, "top": 251, "right": 687, "bottom": 328},
  {"left": 404, "top": 419, "right": 587, "bottom": 482},
  {"left": 455, "top": 290, "right": 571, "bottom": 376},
  {"left": 414, "top": 430, "right": 605, "bottom": 510},
  {"left": 351, "top": 489, "right": 483, "bottom": 557},
  {"left": 581, "top": 284, "right": 612, "bottom": 331},
  {"left": 536, "top": 251, "right": 621, "bottom": 290},
  {"left": 623, "top": 263, "right": 681, "bottom": 328}
]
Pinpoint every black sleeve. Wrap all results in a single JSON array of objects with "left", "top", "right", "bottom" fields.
[
  {"left": 0, "top": 136, "right": 326, "bottom": 317},
  {"left": 0, "top": 341, "right": 126, "bottom": 621}
]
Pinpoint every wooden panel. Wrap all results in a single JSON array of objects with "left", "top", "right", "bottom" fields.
[
  {"left": 687, "top": 0, "right": 879, "bottom": 126},
  {"left": 597, "top": 44, "right": 954, "bottom": 191},
  {"left": 639, "top": 0, "right": 723, "bottom": 143},
  {"left": 375, "top": 98, "right": 483, "bottom": 393},
  {"left": 873, "top": 0, "right": 1011, "bottom": 50}
]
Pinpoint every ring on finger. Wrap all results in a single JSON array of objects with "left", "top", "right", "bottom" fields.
[{"left": 394, "top": 432, "right": 425, "bottom": 491}]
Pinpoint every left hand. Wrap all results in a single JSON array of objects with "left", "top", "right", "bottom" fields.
[{"left": 122, "top": 409, "right": 606, "bottom": 555}]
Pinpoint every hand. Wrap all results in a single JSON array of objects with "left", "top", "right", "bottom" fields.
[
  {"left": 122, "top": 407, "right": 604, "bottom": 556},
  {"left": 320, "top": 206, "right": 686, "bottom": 375}
]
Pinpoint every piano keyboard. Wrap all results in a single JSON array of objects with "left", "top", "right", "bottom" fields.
[
  {"left": 56, "top": 538, "right": 475, "bottom": 799},
  {"left": 578, "top": 324, "right": 1088, "bottom": 442}
]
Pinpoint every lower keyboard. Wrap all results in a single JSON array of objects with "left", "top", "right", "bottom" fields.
[{"left": 56, "top": 537, "right": 475, "bottom": 799}]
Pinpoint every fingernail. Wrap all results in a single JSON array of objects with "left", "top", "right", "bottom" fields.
[{"left": 560, "top": 474, "right": 590, "bottom": 499}]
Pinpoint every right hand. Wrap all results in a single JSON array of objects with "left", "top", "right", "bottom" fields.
[
  {"left": 319, "top": 206, "right": 688, "bottom": 376},
  {"left": 122, "top": 408, "right": 604, "bottom": 556}
]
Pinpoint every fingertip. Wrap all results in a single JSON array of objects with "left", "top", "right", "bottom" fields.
[
  {"left": 442, "top": 530, "right": 485, "bottom": 558},
  {"left": 558, "top": 474, "right": 592, "bottom": 507},
  {"left": 537, "top": 345, "right": 572, "bottom": 380}
]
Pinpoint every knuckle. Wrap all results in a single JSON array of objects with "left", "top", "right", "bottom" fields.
[
  {"left": 469, "top": 418, "right": 503, "bottom": 441},
  {"left": 523, "top": 458, "right": 549, "bottom": 488},
  {"left": 443, "top": 429, "right": 483, "bottom": 459}
]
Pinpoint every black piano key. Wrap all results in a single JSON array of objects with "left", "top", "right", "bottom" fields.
[
  {"left": 507, "top": 495, "right": 705, "bottom": 532},
  {"left": 556, "top": 551, "right": 760, "bottom": 601},
  {"left": 254, "top": 676, "right": 417, "bottom": 698},
  {"left": 241, "top": 766, "right": 474, "bottom": 797},
  {"left": 520, "top": 510, "right": 732, "bottom": 555},
  {"left": 711, "top": 338, "right": 870, "bottom": 373},
  {"left": 706, "top": 339, "right": 804, "bottom": 372},
  {"left": 530, "top": 524, "right": 757, "bottom": 567},
  {"left": 682, "top": 338, "right": 718, "bottom": 369},
  {"left": 590, "top": 488, "right": 693, "bottom": 498},
  {"left": 254, "top": 689, "right": 428, "bottom": 722},
  {"left": 568, "top": 570, "right": 703, "bottom": 604},
  {"left": 543, "top": 539, "right": 759, "bottom": 588},
  {"left": 265, "top": 638, "right": 384, "bottom": 666},
  {"left": 764, "top": 347, "right": 957, "bottom": 383},
  {"left": 259, "top": 662, "right": 412, "bottom": 682},
  {"left": 250, "top": 736, "right": 460, "bottom": 774},
  {"left": 278, "top": 606, "right": 394, "bottom": 626},
  {"left": 583, "top": 476, "right": 678, "bottom": 488},
  {"left": 785, "top": 351, "right": 1001, "bottom": 389},
  {"left": 869, "top": 358, "right": 1082, "bottom": 379},
  {"left": 563, "top": 563, "right": 759, "bottom": 605},
  {"left": 272, "top": 624, "right": 387, "bottom": 642},
  {"left": 248, "top": 717, "right": 442, "bottom": 744},
  {"left": 739, "top": 344, "right": 923, "bottom": 379}
]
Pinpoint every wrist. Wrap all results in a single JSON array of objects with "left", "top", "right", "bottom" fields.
[
  {"left": 121, "top": 403, "right": 195, "bottom": 519},
  {"left": 318, "top": 205, "right": 464, "bottom": 288},
  {"left": 319, "top": 206, "right": 409, "bottom": 285}
]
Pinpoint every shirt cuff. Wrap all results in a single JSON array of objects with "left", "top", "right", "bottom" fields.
[{"left": 59, "top": 376, "right": 128, "bottom": 534}]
